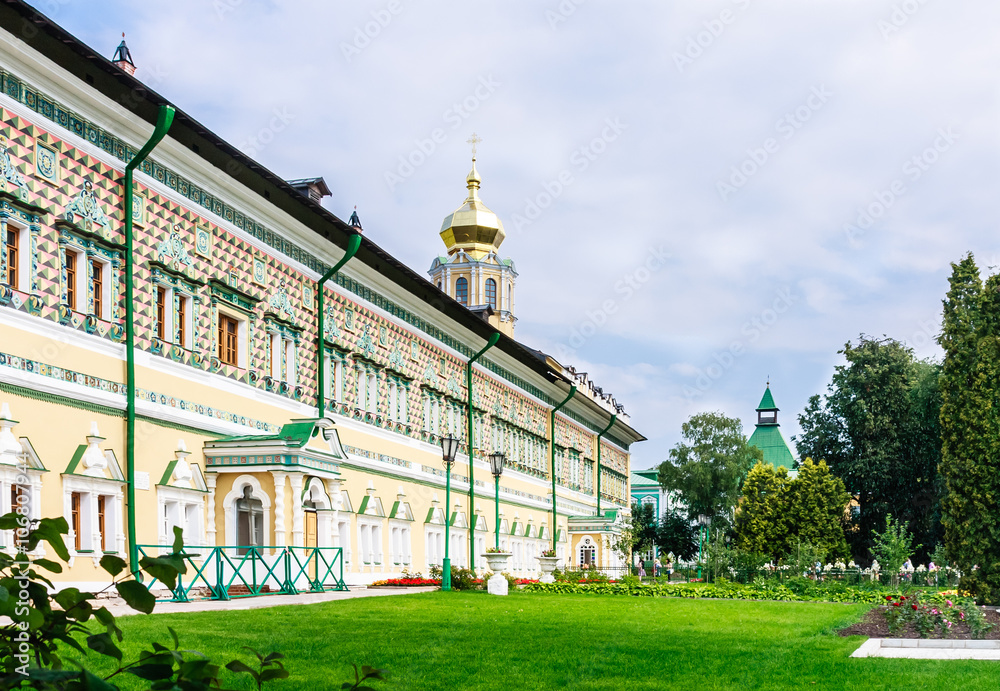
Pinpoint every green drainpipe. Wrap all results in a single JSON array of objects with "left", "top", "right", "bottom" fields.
[
  {"left": 467, "top": 332, "right": 499, "bottom": 570},
  {"left": 125, "top": 105, "right": 175, "bottom": 576},
  {"left": 595, "top": 414, "right": 616, "bottom": 517},
  {"left": 316, "top": 233, "right": 362, "bottom": 417},
  {"left": 549, "top": 386, "right": 576, "bottom": 553}
]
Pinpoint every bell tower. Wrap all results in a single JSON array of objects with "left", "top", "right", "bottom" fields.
[{"left": 429, "top": 134, "right": 517, "bottom": 337}]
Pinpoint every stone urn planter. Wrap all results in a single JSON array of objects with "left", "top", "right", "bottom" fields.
[
  {"left": 483, "top": 552, "right": 512, "bottom": 595},
  {"left": 537, "top": 556, "right": 560, "bottom": 583}
]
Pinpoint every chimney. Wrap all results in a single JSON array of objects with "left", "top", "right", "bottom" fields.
[
  {"left": 286, "top": 177, "right": 332, "bottom": 205},
  {"left": 112, "top": 34, "right": 136, "bottom": 76}
]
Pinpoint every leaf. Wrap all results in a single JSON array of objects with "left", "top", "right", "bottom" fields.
[
  {"left": 31, "top": 558, "right": 63, "bottom": 574},
  {"left": 260, "top": 668, "right": 290, "bottom": 682},
  {"left": 171, "top": 525, "right": 185, "bottom": 554},
  {"left": 241, "top": 645, "right": 265, "bottom": 662},
  {"left": 139, "top": 554, "right": 185, "bottom": 590},
  {"left": 225, "top": 660, "right": 259, "bottom": 682},
  {"left": 263, "top": 652, "right": 285, "bottom": 663},
  {"left": 100, "top": 554, "right": 128, "bottom": 577},
  {"left": 0, "top": 512, "right": 20, "bottom": 530},
  {"left": 94, "top": 606, "right": 123, "bottom": 641},
  {"left": 168, "top": 626, "right": 179, "bottom": 649},
  {"left": 127, "top": 663, "right": 174, "bottom": 681},
  {"left": 87, "top": 632, "right": 123, "bottom": 661},
  {"left": 117, "top": 580, "right": 156, "bottom": 614},
  {"left": 26, "top": 516, "right": 70, "bottom": 561}
]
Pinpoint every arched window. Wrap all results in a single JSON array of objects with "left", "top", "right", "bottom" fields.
[
  {"left": 236, "top": 486, "right": 264, "bottom": 553},
  {"left": 455, "top": 277, "right": 468, "bottom": 305},
  {"left": 485, "top": 278, "right": 497, "bottom": 309}
]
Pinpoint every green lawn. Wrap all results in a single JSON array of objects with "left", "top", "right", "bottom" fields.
[{"left": 88, "top": 592, "right": 1000, "bottom": 690}]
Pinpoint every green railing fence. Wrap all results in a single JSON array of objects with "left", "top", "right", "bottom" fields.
[{"left": 136, "top": 545, "right": 348, "bottom": 602}]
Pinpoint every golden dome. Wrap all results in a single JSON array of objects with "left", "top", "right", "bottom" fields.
[{"left": 439, "top": 158, "right": 505, "bottom": 258}]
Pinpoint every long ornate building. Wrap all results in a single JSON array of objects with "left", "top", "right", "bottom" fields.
[{"left": 0, "top": 1, "right": 643, "bottom": 590}]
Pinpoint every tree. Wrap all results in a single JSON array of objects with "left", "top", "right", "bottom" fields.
[
  {"left": 612, "top": 502, "right": 658, "bottom": 566},
  {"left": 781, "top": 458, "right": 850, "bottom": 561},
  {"left": 938, "top": 254, "right": 1000, "bottom": 604},
  {"left": 656, "top": 512, "right": 699, "bottom": 562},
  {"left": 795, "top": 336, "right": 942, "bottom": 563},
  {"left": 657, "top": 412, "right": 763, "bottom": 529},
  {"left": 734, "top": 461, "right": 788, "bottom": 556},
  {"left": 871, "top": 514, "right": 919, "bottom": 587},
  {"left": 734, "top": 459, "right": 849, "bottom": 562}
]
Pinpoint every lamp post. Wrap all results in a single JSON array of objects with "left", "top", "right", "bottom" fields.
[
  {"left": 697, "top": 514, "right": 710, "bottom": 580},
  {"left": 440, "top": 435, "right": 460, "bottom": 591},
  {"left": 488, "top": 451, "right": 506, "bottom": 550}
]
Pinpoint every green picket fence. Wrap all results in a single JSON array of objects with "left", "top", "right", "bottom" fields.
[{"left": 136, "top": 544, "right": 348, "bottom": 602}]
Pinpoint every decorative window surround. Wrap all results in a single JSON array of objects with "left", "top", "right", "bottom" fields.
[
  {"left": 149, "top": 261, "right": 203, "bottom": 357},
  {"left": 222, "top": 474, "right": 271, "bottom": 553},
  {"left": 54, "top": 219, "right": 123, "bottom": 336},
  {"left": 61, "top": 422, "right": 125, "bottom": 563},
  {"left": 156, "top": 439, "right": 208, "bottom": 550},
  {"left": 0, "top": 402, "right": 45, "bottom": 551}
]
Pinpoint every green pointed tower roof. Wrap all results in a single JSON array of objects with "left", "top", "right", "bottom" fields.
[
  {"left": 748, "top": 384, "right": 795, "bottom": 470},
  {"left": 756, "top": 385, "right": 777, "bottom": 412}
]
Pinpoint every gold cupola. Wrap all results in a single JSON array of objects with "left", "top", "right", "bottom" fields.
[{"left": 439, "top": 156, "right": 505, "bottom": 260}]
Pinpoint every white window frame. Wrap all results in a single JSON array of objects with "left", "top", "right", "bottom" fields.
[
  {"left": 389, "top": 520, "right": 411, "bottom": 567},
  {"left": 357, "top": 516, "right": 384, "bottom": 570},
  {"left": 157, "top": 485, "right": 206, "bottom": 549},
  {"left": 62, "top": 475, "right": 125, "bottom": 559},
  {"left": 3, "top": 218, "right": 29, "bottom": 293},
  {"left": 424, "top": 525, "right": 444, "bottom": 569},
  {"left": 284, "top": 339, "right": 297, "bottom": 385},
  {"left": 0, "top": 466, "right": 42, "bottom": 552},
  {"left": 222, "top": 475, "right": 271, "bottom": 550},
  {"left": 154, "top": 283, "right": 174, "bottom": 344},
  {"left": 88, "top": 254, "right": 112, "bottom": 321},
  {"left": 216, "top": 305, "right": 249, "bottom": 370}
]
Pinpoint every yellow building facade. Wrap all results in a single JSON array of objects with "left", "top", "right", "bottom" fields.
[{"left": 0, "top": 4, "right": 643, "bottom": 593}]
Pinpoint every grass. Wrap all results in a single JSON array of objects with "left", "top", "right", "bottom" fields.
[{"left": 84, "top": 592, "right": 1000, "bottom": 690}]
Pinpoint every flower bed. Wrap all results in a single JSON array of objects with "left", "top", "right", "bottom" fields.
[
  {"left": 521, "top": 580, "right": 934, "bottom": 604},
  {"left": 369, "top": 578, "right": 441, "bottom": 587},
  {"left": 839, "top": 594, "right": 998, "bottom": 639}
]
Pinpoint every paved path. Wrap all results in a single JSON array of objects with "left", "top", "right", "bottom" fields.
[{"left": 105, "top": 586, "right": 439, "bottom": 617}]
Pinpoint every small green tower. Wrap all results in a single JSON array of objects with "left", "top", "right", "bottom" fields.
[{"left": 747, "top": 383, "right": 796, "bottom": 470}]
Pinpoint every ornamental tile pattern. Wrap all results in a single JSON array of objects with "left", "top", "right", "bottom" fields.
[{"left": 0, "top": 69, "right": 631, "bottom": 503}]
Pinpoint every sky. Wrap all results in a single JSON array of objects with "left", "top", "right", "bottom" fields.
[{"left": 24, "top": 0, "right": 1000, "bottom": 470}]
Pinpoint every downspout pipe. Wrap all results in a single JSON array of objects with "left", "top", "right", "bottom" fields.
[
  {"left": 124, "top": 105, "right": 175, "bottom": 576},
  {"left": 467, "top": 332, "right": 500, "bottom": 571},
  {"left": 317, "top": 233, "right": 362, "bottom": 417},
  {"left": 549, "top": 386, "right": 576, "bottom": 553},
  {"left": 595, "top": 414, "right": 617, "bottom": 517}
]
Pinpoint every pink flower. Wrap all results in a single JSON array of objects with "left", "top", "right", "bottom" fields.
[{"left": 946, "top": 600, "right": 953, "bottom": 607}]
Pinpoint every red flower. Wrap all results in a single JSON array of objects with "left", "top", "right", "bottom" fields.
[
  {"left": 892, "top": 602, "right": 901, "bottom": 607},
  {"left": 912, "top": 604, "right": 918, "bottom": 610},
  {"left": 885, "top": 595, "right": 892, "bottom": 601},
  {"left": 900, "top": 596, "right": 906, "bottom": 600}
]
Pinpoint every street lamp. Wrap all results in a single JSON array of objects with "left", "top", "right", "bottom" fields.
[
  {"left": 697, "top": 515, "right": 710, "bottom": 580},
  {"left": 440, "top": 435, "right": 461, "bottom": 591},
  {"left": 488, "top": 451, "right": 506, "bottom": 550}
]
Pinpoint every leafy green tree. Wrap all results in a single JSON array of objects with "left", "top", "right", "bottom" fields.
[
  {"left": 871, "top": 514, "right": 920, "bottom": 587},
  {"left": 656, "top": 512, "right": 698, "bottom": 562},
  {"left": 657, "top": 412, "right": 763, "bottom": 529},
  {"left": 938, "top": 254, "right": 1000, "bottom": 603},
  {"left": 612, "top": 502, "right": 658, "bottom": 566},
  {"left": 795, "top": 336, "right": 942, "bottom": 562},
  {"left": 734, "top": 461, "right": 789, "bottom": 556},
  {"left": 781, "top": 458, "right": 850, "bottom": 561}
]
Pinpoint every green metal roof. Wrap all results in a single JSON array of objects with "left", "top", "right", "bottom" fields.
[
  {"left": 630, "top": 471, "right": 658, "bottom": 488},
  {"left": 757, "top": 386, "right": 777, "bottom": 411},
  {"left": 748, "top": 424, "right": 795, "bottom": 470}
]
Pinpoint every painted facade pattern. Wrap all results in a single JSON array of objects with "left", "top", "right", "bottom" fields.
[{"left": 0, "top": 70, "right": 630, "bottom": 506}]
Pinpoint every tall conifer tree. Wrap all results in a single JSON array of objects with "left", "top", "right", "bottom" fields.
[{"left": 939, "top": 255, "right": 1000, "bottom": 603}]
